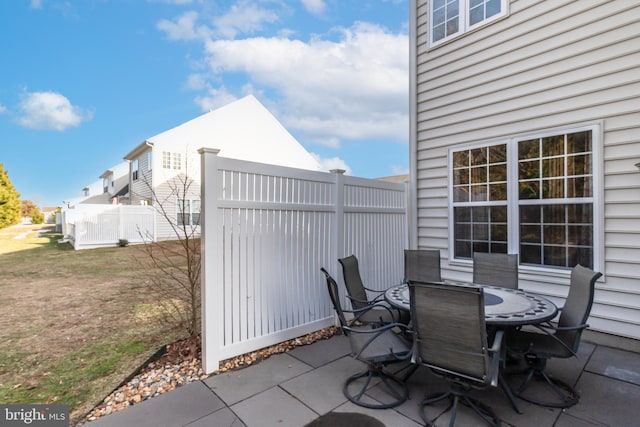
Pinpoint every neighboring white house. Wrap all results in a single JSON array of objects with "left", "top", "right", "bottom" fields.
[
  {"left": 124, "top": 94, "right": 321, "bottom": 239},
  {"left": 63, "top": 161, "right": 129, "bottom": 207},
  {"left": 410, "top": 0, "right": 640, "bottom": 341}
]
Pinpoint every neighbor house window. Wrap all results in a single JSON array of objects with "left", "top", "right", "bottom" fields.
[
  {"left": 177, "top": 199, "right": 200, "bottom": 226},
  {"left": 173, "top": 153, "right": 182, "bottom": 170},
  {"left": 163, "top": 151, "right": 171, "bottom": 169},
  {"left": 450, "top": 126, "right": 598, "bottom": 270},
  {"left": 147, "top": 152, "right": 152, "bottom": 171},
  {"left": 132, "top": 159, "right": 139, "bottom": 181},
  {"left": 431, "top": 0, "right": 508, "bottom": 46}
]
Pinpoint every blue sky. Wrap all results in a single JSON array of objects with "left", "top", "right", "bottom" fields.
[{"left": 0, "top": 0, "right": 409, "bottom": 207}]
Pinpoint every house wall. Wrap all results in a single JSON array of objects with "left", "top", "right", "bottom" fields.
[
  {"left": 411, "top": 0, "right": 640, "bottom": 339},
  {"left": 129, "top": 147, "right": 153, "bottom": 205}
]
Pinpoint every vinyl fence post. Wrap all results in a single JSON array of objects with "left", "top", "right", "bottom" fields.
[{"left": 199, "top": 147, "right": 222, "bottom": 374}]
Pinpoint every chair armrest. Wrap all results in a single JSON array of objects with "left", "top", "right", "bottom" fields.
[
  {"left": 346, "top": 322, "right": 413, "bottom": 361},
  {"left": 488, "top": 330, "right": 504, "bottom": 387}
]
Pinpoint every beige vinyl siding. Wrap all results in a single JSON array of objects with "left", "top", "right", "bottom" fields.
[
  {"left": 152, "top": 174, "right": 201, "bottom": 240},
  {"left": 129, "top": 148, "right": 153, "bottom": 205},
  {"left": 412, "top": 0, "right": 640, "bottom": 339}
]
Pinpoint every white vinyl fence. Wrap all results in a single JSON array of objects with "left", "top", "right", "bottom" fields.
[
  {"left": 61, "top": 204, "right": 155, "bottom": 250},
  {"left": 199, "top": 148, "right": 409, "bottom": 373}
]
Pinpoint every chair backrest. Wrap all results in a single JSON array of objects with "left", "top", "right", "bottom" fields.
[
  {"left": 409, "top": 281, "right": 490, "bottom": 385},
  {"left": 473, "top": 252, "right": 519, "bottom": 289},
  {"left": 339, "top": 255, "right": 369, "bottom": 310},
  {"left": 321, "top": 268, "right": 350, "bottom": 332},
  {"left": 556, "top": 264, "right": 602, "bottom": 351},
  {"left": 404, "top": 249, "right": 441, "bottom": 283}
]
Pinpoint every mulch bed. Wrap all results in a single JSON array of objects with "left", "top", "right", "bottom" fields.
[{"left": 81, "top": 326, "right": 339, "bottom": 424}]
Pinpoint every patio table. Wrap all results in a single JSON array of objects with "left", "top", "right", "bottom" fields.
[{"left": 384, "top": 282, "right": 558, "bottom": 326}]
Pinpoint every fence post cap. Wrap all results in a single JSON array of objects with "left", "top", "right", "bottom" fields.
[{"left": 198, "top": 148, "right": 221, "bottom": 155}]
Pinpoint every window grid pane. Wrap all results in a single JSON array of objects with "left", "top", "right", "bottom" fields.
[
  {"left": 162, "top": 152, "right": 171, "bottom": 169},
  {"left": 173, "top": 153, "right": 182, "bottom": 170}
]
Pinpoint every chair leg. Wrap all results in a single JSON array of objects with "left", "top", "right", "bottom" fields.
[
  {"left": 420, "top": 387, "right": 500, "bottom": 427},
  {"left": 513, "top": 357, "right": 579, "bottom": 408},
  {"left": 343, "top": 366, "right": 409, "bottom": 409}
]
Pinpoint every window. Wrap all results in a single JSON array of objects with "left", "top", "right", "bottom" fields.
[
  {"left": 177, "top": 199, "right": 200, "bottom": 226},
  {"left": 147, "top": 152, "right": 152, "bottom": 171},
  {"left": 450, "top": 126, "right": 598, "bottom": 270},
  {"left": 162, "top": 152, "right": 182, "bottom": 170},
  {"left": 132, "top": 159, "right": 139, "bottom": 181},
  {"left": 431, "top": 0, "right": 507, "bottom": 46}
]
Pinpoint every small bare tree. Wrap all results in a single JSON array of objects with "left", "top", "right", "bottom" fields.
[{"left": 134, "top": 152, "right": 201, "bottom": 354}]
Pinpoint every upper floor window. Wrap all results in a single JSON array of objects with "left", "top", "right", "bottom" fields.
[
  {"left": 162, "top": 151, "right": 171, "bottom": 169},
  {"left": 431, "top": 0, "right": 507, "bottom": 46},
  {"left": 450, "top": 125, "right": 599, "bottom": 270},
  {"left": 147, "top": 152, "right": 152, "bottom": 171},
  {"left": 132, "top": 159, "right": 139, "bottom": 181},
  {"left": 162, "top": 151, "right": 182, "bottom": 170}
]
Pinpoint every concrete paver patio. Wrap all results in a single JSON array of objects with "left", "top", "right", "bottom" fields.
[{"left": 86, "top": 333, "right": 640, "bottom": 427}]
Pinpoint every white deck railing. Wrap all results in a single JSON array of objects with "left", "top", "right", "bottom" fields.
[{"left": 199, "top": 149, "right": 408, "bottom": 373}]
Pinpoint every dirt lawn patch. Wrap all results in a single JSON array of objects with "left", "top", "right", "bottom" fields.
[{"left": 0, "top": 224, "right": 184, "bottom": 425}]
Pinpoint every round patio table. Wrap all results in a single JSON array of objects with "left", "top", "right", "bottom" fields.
[{"left": 384, "top": 282, "right": 558, "bottom": 326}]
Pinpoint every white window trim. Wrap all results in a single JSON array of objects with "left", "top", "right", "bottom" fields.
[
  {"left": 132, "top": 159, "right": 139, "bottom": 181},
  {"left": 447, "top": 123, "right": 603, "bottom": 274},
  {"left": 429, "top": 0, "right": 509, "bottom": 48},
  {"left": 177, "top": 198, "right": 201, "bottom": 227}
]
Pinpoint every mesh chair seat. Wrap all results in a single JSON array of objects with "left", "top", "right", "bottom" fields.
[
  {"left": 339, "top": 255, "right": 407, "bottom": 325},
  {"left": 404, "top": 249, "right": 441, "bottom": 283},
  {"left": 473, "top": 253, "right": 519, "bottom": 289}
]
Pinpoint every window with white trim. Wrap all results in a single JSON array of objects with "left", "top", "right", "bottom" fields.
[
  {"left": 173, "top": 153, "right": 182, "bottom": 170},
  {"left": 177, "top": 199, "right": 200, "bottom": 226},
  {"left": 162, "top": 151, "right": 171, "bottom": 169},
  {"left": 450, "top": 126, "right": 598, "bottom": 270},
  {"left": 132, "top": 159, "right": 139, "bottom": 181},
  {"left": 430, "top": 0, "right": 508, "bottom": 46},
  {"left": 147, "top": 152, "right": 152, "bottom": 171}
]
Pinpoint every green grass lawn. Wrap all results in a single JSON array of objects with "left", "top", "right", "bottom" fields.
[{"left": 0, "top": 224, "right": 186, "bottom": 425}]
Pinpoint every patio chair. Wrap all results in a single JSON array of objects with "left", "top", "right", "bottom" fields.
[
  {"left": 409, "top": 281, "right": 503, "bottom": 427},
  {"left": 404, "top": 249, "right": 442, "bottom": 283},
  {"left": 473, "top": 253, "right": 519, "bottom": 289},
  {"left": 506, "top": 264, "right": 602, "bottom": 408},
  {"left": 321, "top": 268, "right": 412, "bottom": 409},
  {"left": 338, "top": 255, "right": 405, "bottom": 325}
]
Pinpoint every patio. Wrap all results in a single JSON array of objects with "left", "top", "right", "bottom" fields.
[{"left": 85, "top": 332, "right": 640, "bottom": 427}]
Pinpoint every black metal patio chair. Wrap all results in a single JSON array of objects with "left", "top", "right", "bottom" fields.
[
  {"left": 339, "top": 255, "right": 405, "bottom": 325},
  {"left": 321, "top": 268, "right": 412, "bottom": 409},
  {"left": 506, "top": 264, "right": 602, "bottom": 408},
  {"left": 473, "top": 253, "right": 519, "bottom": 289},
  {"left": 404, "top": 249, "right": 442, "bottom": 283},
  {"left": 409, "top": 281, "right": 503, "bottom": 427}
]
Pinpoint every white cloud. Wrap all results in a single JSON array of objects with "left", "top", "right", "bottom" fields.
[
  {"left": 15, "top": 91, "right": 92, "bottom": 131},
  {"left": 157, "top": 11, "right": 202, "bottom": 40},
  {"left": 212, "top": 2, "right": 280, "bottom": 39},
  {"left": 201, "top": 22, "right": 409, "bottom": 146},
  {"left": 311, "top": 153, "right": 352, "bottom": 174},
  {"left": 301, "top": 0, "right": 326, "bottom": 15},
  {"left": 0, "top": 104, "right": 7, "bottom": 114},
  {"left": 30, "top": 0, "right": 43, "bottom": 9}
]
